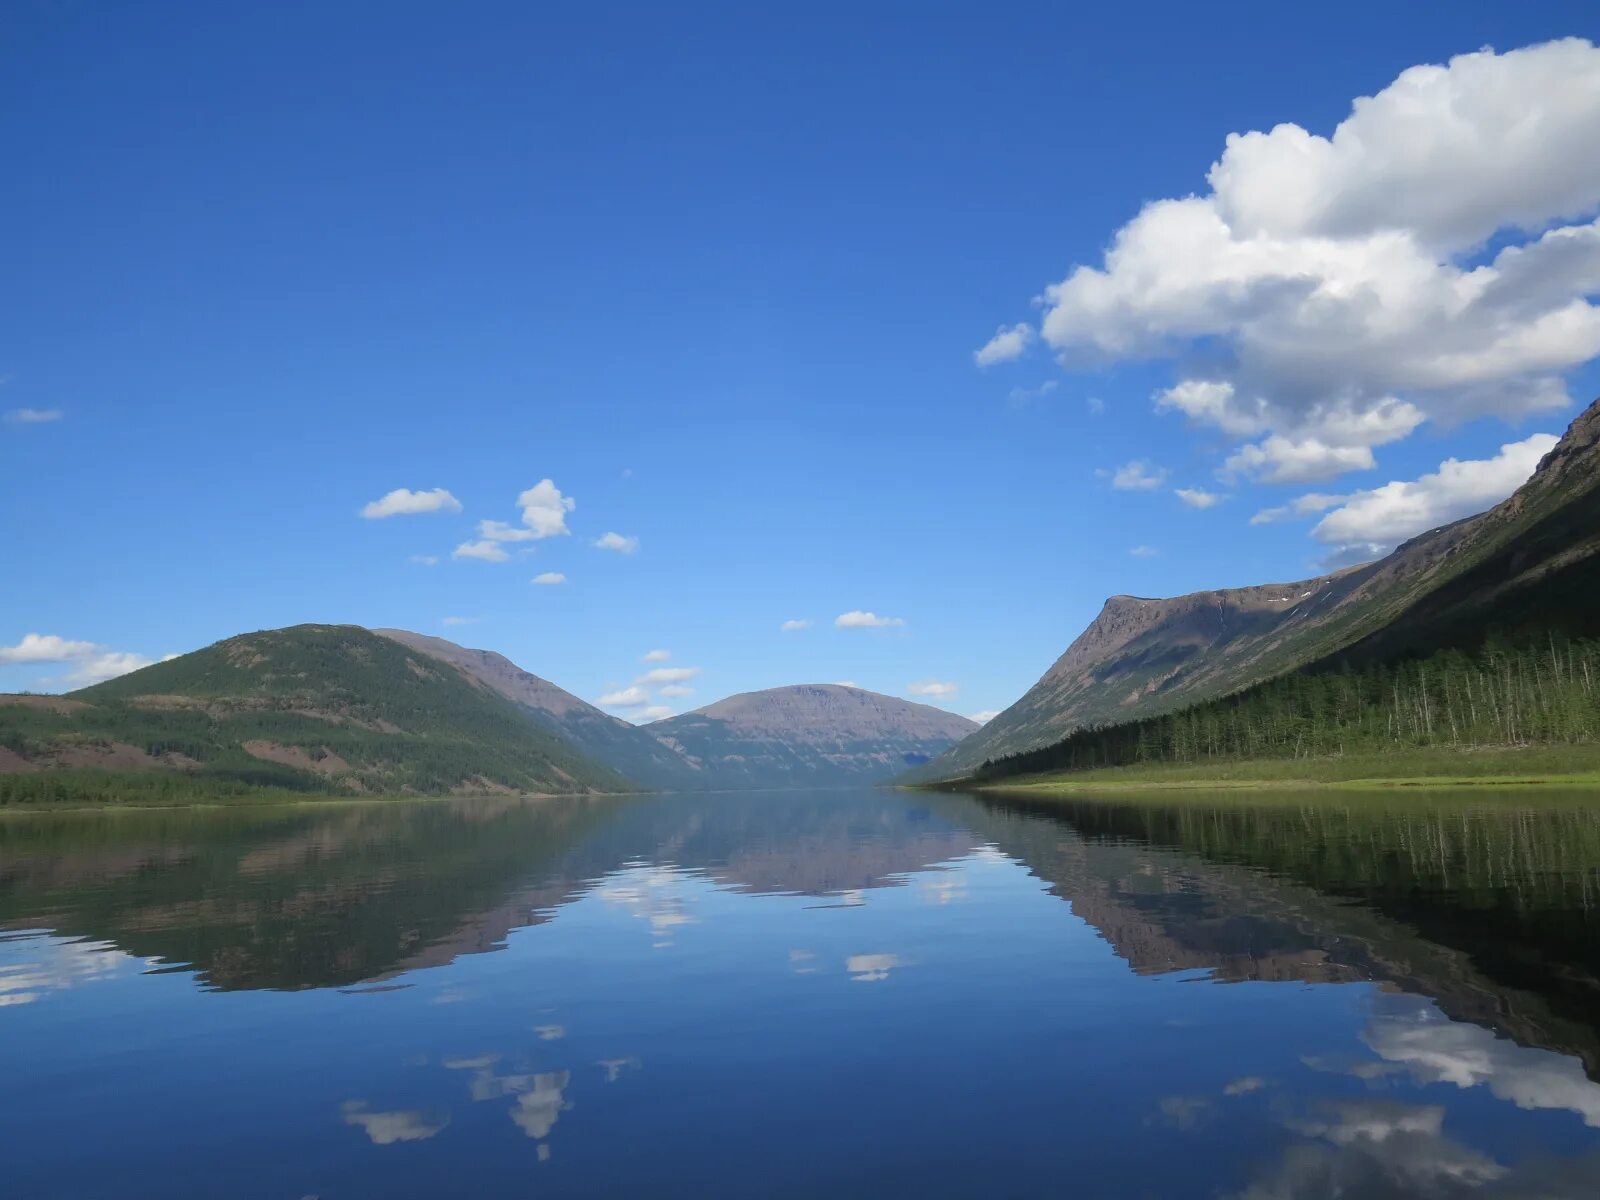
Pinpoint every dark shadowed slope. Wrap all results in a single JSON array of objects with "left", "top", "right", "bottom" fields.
[
  {"left": 372, "top": 629, "right": 704, "bottom": 791},
  {"left": 916, "top": 396, "right": 1600, "bottom": 781},
  {"left": 649, "top": 684, "right": 977, "bottom": 789}
]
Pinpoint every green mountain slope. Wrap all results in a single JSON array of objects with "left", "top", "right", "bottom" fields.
[
  {"left": 916, "top": 395, "right": 1600, "bottom": 782},
  {"left": 649, "top": 684, "right": 977, "bottom": 790},
  {"left": 0, "top": 624, "right": 633, "bottom": 798},
  {"left": 372, "top": 629, "right": 705, "bottom": 791}
]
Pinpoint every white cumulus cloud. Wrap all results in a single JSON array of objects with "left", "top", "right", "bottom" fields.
[
  {"left": 598, "top": 686, "right": 649, "bottom": 707},
  {"left": 64, "top": 652, "right": 155, "bottom": 685},
  {"left": 641, "top": 649, "right": 671, "bottom": 662},
  {"left": 974, "top": 322, "right": 1033, "bottom": 367},
  {"left": 517, "top": 479, "right": 576, "bottom": 538},
  {"left": 594, "top": 532, "right": 638, "bottom": 554},
  {"left": 968, "top": 710, "right": 1001, "bottom": 724},
  {"left": 835, "top": 611, "right": 905, "bottom": 629},
  {"left": 531, "top": 572, "right": 566, "bottom": 585},
  {"left": 0, "top": 634, "right": 98, "bottom": 663},
  {"left": 0, "top": 635, "right": 157, "bottom": 688},
  {"left": 1312, "top": 432, "right": 1558, "bottom": 555},
  {"left": 359, "top": 488, "right": 463, "bottom": 519},
  {"left": 907, "top": 681, "right": 958, "bottom": 698},
  {"left": 1008, "top": 39, "right": 1600, "bottom": 484}
]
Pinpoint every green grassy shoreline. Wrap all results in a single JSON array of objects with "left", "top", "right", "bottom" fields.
[
  {"left": 917, "top": 743, "right": 1600, "bottom": 796},
  {"left": 0, "top": 767, "right": 647, "bottom": 815}
]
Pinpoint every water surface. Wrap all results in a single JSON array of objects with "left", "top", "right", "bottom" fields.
[{"left": 4, "top": 787, "right": 1600, "bottom": 1197}]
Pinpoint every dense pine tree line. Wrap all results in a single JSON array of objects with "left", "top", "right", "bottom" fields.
[{"left": 975, "top": 635, "right": 1600, "bottom": 780}]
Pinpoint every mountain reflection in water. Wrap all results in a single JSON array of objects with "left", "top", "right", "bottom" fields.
[{"left": 3, "top": 787, "right": 1600, "bottom": 1198}]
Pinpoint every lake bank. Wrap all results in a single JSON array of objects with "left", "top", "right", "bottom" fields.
[
  {"left": 919, "top": 742, "right": 1600, "bottom": 795},
  {"left": 0, "top": 767, "right": 648, "bottom": 814}
]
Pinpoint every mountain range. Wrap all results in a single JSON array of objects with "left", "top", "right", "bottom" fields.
[
  {"left": 5, "top": 395, "right": 1598, "bottom": 800},
  {"left": 0, "top": 628, "right": 976, "bottom": 798},
  {"left": 913, "top": 394, "right": 1600, "bottom": 782}
]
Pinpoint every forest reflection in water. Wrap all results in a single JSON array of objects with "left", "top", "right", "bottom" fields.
[{"left": 3, "top": 786, "right": 1600, "bottom": 1198}]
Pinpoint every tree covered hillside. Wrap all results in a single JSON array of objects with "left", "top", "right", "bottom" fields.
[
  {"left": 969, "top": 635, "right": 1600, "bottom": 783},
  {"left": 0, "top": 624, "right": 631, "bottom": 803}
]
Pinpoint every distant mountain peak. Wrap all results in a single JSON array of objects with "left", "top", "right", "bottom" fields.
[
  {"left": 371, "top": 628, "right": 704, "bottom": 791},
  {"left": 650, "top": 683, "right": 976, "bottom": 788}
]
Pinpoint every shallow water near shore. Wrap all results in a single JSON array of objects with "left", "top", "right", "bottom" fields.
[{"left": 5, "top": 786, "right": 1600, "bottom": 1198}]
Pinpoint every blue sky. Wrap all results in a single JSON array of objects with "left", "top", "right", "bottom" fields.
[{"left": 4, "top": 2, "right": 1599, "bottom": 721}]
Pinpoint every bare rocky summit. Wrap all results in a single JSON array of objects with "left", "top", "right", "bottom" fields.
[{"left": 649, "top": 685, "right": 977, "bottom": 789}]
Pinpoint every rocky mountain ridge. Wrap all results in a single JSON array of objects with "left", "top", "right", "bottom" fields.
[{"left": 915, "top": 395, "right": 1600, "bottom": 781}]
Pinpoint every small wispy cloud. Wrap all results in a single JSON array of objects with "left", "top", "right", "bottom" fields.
[
  {"left": 3, "top": 408, "right": 63, "bottom": 424},
  {"left": 1249, "top": 493, "right": 1349, "bottom": 525},
  {"left": 1106, "top": 461, "right": 1168, "bottom": 491},
  {"left": 907, "top": 680, "right": 958, "bottom": 698},
  {"left": 452, "top": 540, "right": 509, "bottom": 563},
  {"left": 531, "top": 571, "right": 566, "bottom": 585},
  {"left": 1175, "top": 487, "right": 1224, "bottom": 509},
  {"left": 408, "top": 554, "right": 440, "bottom": 566},
  {"left": 974, "top": 322, "right": 1033, "bottom": 367},
  {"left": 1007, "top": 379, "right": 1058, "bottom": 408},
  {"left": 780, "top": 619, "right": 812, "bottom": 632},
  {"left": 1129, "top": 545, "right": 1159, "bottom": 557},
  {"left": 637, "top": 666, "right": 700, "bottom": 685},
  {"left": 641, "top": 649, "right": 671, "bottom": 662},
  {"left": 835, "top": 611, "right": 904, "bottom": 629},
  {"left": 968, "top": 710, "right": 1001, "bottom": 724},
  {"left": 598, "top": 686, "right": 649, "bottom": 707},
  {"left": 360, "top": 487, "right": 462, "bottom": 519},
  {"left": 595, "top": 532, "right": 639, "bottom": 554},
  {"left": 441, "top": 616, "right": 476, "bottom": 627},
  {"left": 476, "top": 519, "right": 538, "bottom": 543}
]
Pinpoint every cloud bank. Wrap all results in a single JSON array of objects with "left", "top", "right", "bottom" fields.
[{"left": 985, "top": 39, "right": 1600, "bottom": 502}]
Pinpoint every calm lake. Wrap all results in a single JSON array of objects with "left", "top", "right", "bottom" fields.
[{"left": 5, "top": 787, "right": 1600, "bottom": 1198}]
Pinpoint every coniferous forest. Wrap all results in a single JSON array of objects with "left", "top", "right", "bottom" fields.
[{"left": 973, "top": 635, "right": 1600, "bottom": 781}]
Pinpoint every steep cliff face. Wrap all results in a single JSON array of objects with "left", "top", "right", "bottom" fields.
[
  {"left": 648, "top": 685, "right": 977, "bottom": 789},
  {"left": 918, "top": 396, "right": 1600, "bottom": 780}
]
